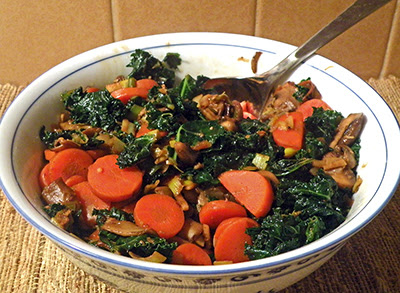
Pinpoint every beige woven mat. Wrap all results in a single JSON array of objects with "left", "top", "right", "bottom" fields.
[{"left": 1, "top": 78, "right": 400, "bottom": 293}]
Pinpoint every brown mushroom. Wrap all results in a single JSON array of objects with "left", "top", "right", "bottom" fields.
[
  {"left": 265, "top": 81, "right": 300, "bottom": 113},
  {"left": 41, "top": 178, "right": 76, "bottom": 205},
  {"left": 174, "top": 141, "right": 199, "bottom": 166},
  {"left": 101, "top": 218, "right": 149, "bottom": 237},
  {"left": 330, "top": 113, "right": 365, "bottom": 148}
]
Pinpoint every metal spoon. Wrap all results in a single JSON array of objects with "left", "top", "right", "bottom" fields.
[{"left": 203, "top": 0, "right": 393, "bottom": 118}]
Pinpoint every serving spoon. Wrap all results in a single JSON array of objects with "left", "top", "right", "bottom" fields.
[{"left": 203, "top": 0, "right": 393, "bottom": 118}]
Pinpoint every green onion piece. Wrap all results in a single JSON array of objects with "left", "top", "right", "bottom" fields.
[
  {"left": 252, "top": 153, "right": 270, "bottom": 170},
  {"left": 120, "top": 77, "right": 136, "bottom": 88},
  {"left": 130, "top": 104, "right": 144, "bottom": 120},
  {"left": 168, "top": 176, "right": 183, "bottom": 196}
]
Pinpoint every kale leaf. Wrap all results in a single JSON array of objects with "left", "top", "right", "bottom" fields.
[
  {"left": 39, "top": 126, "right": 104, "bottom": 149},
  {"left": 93, "top": 207, "right": 135, "bottom": 226},
  {"left": 98, "top": 231, "right": 178, "bottom": 260},
  {"left": 62, "top": 88, "right": 128, "bottom": 131},
  {"left": 304, "top": 108, "right": 343, "bottom": 145},
  {"left": 126, "top": 49, "right": 181, "bottom": 88},
  {"left": 116, "top": 133, "right": 158, "bottom": 168},
  {"left": 43, "top": 203, "right": 66, "bottom": 218}
]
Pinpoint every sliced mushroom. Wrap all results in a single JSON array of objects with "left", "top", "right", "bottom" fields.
[
  {"left": 313, "top": 144, "right": 358, "bottom": 190},
  {"left": 265, "top": 82, "right": 300, "bottom": 114},
  {"left": 197, "top": 93, "right": 242, "bottom": 121},
  {"left": 41, "top": 178, "right": 76, "bottom": 205},
  {"left": 101, "top": 218, "right": 149, "bottom": 237},
  {"left": 177, "top": 218, "right": 204, "bottom": 243},
  {"left": 51, "top": 208, "right": 74, "bottom": 230},
  {"left": 174, "top": 141, "right": 199, "bottom": 166},
  {"left": 51, "top": 137, "right": 80, "bottom": 152},
  {"left": 330, "top": 113, "right": 365, "bottom": 148},
  {"left": 128, "top": 251, "right": 167, "bottom": 263},
  {"left": 325, "top": 167, "right": 356, "bottom": 190}
]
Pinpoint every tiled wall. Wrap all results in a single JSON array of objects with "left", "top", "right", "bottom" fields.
[{"left": 1, "top": 0, "right": 399, "bottom": 85}]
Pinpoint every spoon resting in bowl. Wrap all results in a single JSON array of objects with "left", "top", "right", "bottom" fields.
[{"left": 203, "top": 0, "right": 393, "bottom": 119}]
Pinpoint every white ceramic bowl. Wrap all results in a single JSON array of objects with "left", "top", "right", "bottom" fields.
[{"left": 1, "top": 32, "right": 400, "bottom": 293}]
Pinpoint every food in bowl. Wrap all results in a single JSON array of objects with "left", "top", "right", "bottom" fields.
[{"left": 38, "top": 48, "right": 365, "bottom": 265}]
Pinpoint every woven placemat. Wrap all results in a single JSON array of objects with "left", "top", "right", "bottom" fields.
[{"left": 0, "top": 79, "right": 399, "bottom": 293}]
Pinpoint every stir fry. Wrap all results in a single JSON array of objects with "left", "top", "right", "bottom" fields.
[{"left": 39, "top": 49, "right": 364, "bottom": 265}]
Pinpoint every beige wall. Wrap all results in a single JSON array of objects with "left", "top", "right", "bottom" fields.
[{"left": 1, "top": 0, "right": 399, "bottom": 85}]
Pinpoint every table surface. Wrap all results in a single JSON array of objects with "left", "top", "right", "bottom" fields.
[{"left": 0, "top": 77, "right": 399, "bottom": 293}]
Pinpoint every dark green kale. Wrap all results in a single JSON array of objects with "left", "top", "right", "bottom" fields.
[
  {"left": 62, "top": 88, "right": 128, "bottom": 131},
  {"left": 43, "top": 203, "right": 66, "bottom": 218},
  {"left": 293, "top": 78, "right": 311, "bottom": 102},
  {"left": 98, "top": 230, "right": 178, "bottom": 260},
  {"left": 144, "top": 75, "right": 204, "bottom": 132},
  {"left": 269, "top": 158, "right": 314, "bottom": 177},
  {"left": 304, "top": 108, "right": 343, "bottom": 145},
  {"left": 294, "top": 108, "right": 344, "bottom": 160},
  {"left": 126, "top": 49, "right": 181, "bottom": 88},
  {"left": 163, "top": 52, "right": 182, "bottom": 69},
  {"left": 116, "top": 133, "right": 158, "bottom": 168},
  {"left": 245, "top": 209, "right": 326, "bottom": 259},
  {"left": 39, "top": 126, "right": 104, "bottom": 149},
  {"left": 93, "top": 207, "right": 135, "bottom": 226},
  {"left": 245, "top": 171, "right": 352, "bottom": 260}
]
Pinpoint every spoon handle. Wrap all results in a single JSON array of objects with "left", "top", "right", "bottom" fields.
[{"left": 260, "top": 0, "right": 393, "bottom": 81}]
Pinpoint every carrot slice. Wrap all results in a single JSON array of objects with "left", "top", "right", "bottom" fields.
[
  {"left": 72, "top": 181, "right": 111, "bottom": 227},
  {"left": 199, "top": 200, "right": 247, "bottom": 229},
  {"left": 44, "top": 149, "right": 56, "bottom": 161},
  {"left": 47, "top": 148, "right": 93, "bottom": 183},
  {"left": 133, "top": 193, "right": 184, "bottom": 239},
  {"left": 213, "top": 217, "right": 242, "bottom": 247},
  {"left": 39, "top": 163, "right": 52, "bottom": 188},
  {"left": 171, "top": 243, "right": 212, "bottom": 265},
  {"left": 86, "top": 87, "right": 100, "bottom": 93},
  {"left": 297, "top": 99, "right": 332, "bottom": 120},
  {"left": 64, "top": 174, "right": 86, "bottom": 187},
  {"left": 272, "top": 111, "right": 304, "bottom": 150},
  {"left": 219, "top": 170, "right": 274, "bottom": 218},
  {"left": 214, "top": 217, "right": 259, "bottom": 263},
  {"left": 87, "top": 154, "right": 143, "bottom": 202},
  {"left": 136, "top": 79, "right": 158, "bottom": 90},
  {"left": 111, "top": 87, "right": 149, "bottom": 104}
]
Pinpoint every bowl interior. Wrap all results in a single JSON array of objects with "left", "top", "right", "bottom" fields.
[{"left": 1, "top": 32, "right": 400, "bottom": 274}]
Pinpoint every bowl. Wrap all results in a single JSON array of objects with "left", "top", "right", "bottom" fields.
[{"left": 1, "top": 32, "right": 400, "bottom": 293}]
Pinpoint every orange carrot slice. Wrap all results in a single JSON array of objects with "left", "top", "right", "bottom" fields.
[
  {"left": 219, "top": 170, "right": 274, "bottom": 218},
  {"left": 133, "top": 193, "right": 184, "bottom": 239},
  {"left": 199, "top": 200, "right": 247, "bottom": 229},
  {"left": 47, "top": 148, "right": 93, "bottom": 183},
  {"left": 172, "top": 243, "right": 212, "bottom": 265},
  {"left": 44, "top": 149, "right": 57, "bottom": 161},
  {"left": 87, "top": 154, "right": 143, "bottom": 202},
  {"left": 39, "top": 163, "right": 52, "bottom": 188},
  {"left": 136, "top": 79, "right": 158, "bottom": 90},
  {"left": 214, "top": 217, "right": 259, "bottom": 263},
  {"left": 297, "top": 99, "right": 332, "bottom": 120},
  {"left": 111, "top": 87, "right": 149, "bottom": 104},
  {"left": 272, "top": 111, "right": 304, "bottom": 150}
]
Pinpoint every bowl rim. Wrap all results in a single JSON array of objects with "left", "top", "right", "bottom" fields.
[{"left": 1, "top": 32, "right": 400, "bottom": 275}]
